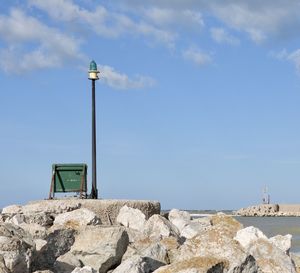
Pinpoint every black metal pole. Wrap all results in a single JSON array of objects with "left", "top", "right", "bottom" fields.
[{"left": 91, "top": 79, "right": 98, "bottom": 199}]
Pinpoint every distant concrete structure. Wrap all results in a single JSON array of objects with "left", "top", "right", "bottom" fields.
[{"left": 262, "top": 186, "right": 270, "bottom": 204}]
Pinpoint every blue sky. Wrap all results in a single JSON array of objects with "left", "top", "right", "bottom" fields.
[{"left": 1, "top": 1, "right": 300, "bottom": 210}]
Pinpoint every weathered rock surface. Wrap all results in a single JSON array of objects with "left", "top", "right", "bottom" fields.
[
  {"left": 70, "top": 226, "right": 129, "bottom": 273},
  {"left": 269, "top": 234, "right": 292, "bottom": 254},
  {"left": 248, "top": 238, "right": 296, "bottom": 273},
  {"left": 116, "top": 205, "right": 146, "bottom": 231},
  {"left": 143, "top": 214, "right": 180, "bottom": 240},
  {"left": 153, "top": 256, "right": 228, "bottom": 273},
  {"left": 1, "top": 205, "right": 22, "bottom": 215},
  {"left": 0, "top": 223, "right": 35, "bottom": 273},
  {"left": 234, "top": 226, "right": 268, "bottom": 249},
  {"left": 53, "top": 208, "right": 100, "bottom": 227},
  {"left": 112, "top": 255, "right": 165, "bottom": 273},
  {"left": 168, "top": 209, "right": 191, "bottom": 232},
  {"left": 71, "top": 266, "right": 97, "bottom": 273},
  {"left": 0, "top": 200, "right": 297, "bottom": 273}
]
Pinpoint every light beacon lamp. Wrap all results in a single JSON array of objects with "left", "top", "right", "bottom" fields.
[{"left": 88, "top": 60, "right": 99, "bottom": 199}]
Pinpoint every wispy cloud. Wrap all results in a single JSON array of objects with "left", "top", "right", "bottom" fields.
[
  {"left": 271, "top": 48, "right": 300, "bottom": 73},
  {"left": 182, "top": 47, "right": 212, "bottom": 66},
  {"left": 100, "top": 65, "right": 156, "bottom": 90},
  {"left": 0, "top": 8, "right": 83, "bottom": 73},
  {"left": 210, "top": 27, "right": 239, "bottom": 45}
]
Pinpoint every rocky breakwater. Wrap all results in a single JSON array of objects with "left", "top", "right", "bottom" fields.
[
  {"left": 0, "top": 202, "right": 298, "bottom": 273},
  {"left": 236, "top": 204, "right": 300, "bottom": 216}
]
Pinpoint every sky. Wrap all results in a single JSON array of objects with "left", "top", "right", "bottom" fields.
[{"left": 1, "top": 1, "right": 300, "bottom": 210}]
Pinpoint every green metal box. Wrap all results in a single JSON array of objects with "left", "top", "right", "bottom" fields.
[{"left": 49, "top": 164, "right": 87, "bottom": 198}]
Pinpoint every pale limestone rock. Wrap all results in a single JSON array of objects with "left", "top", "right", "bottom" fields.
[
  {"left": 54, "top": 252, "right": 82, "bottom": 273},
  {"left": 53, "top": 208, "right": 100, "bottom": 227},
  {"left": 116, "top": 205, "right": 146, "bottom": 231},
  {"left": 1, "top": 205, "right": 22, "bottom": 214},
  {"left": 180, "top": 220, "right": 211, "bottom": 239},
  {"left": 19, "top": 223, "right": 47, "bottom": 239},
  {"left": 24, "top": 212, "right": 54, "bottom": 227},
  {"left": 32, "top": 270, "right": 54, "bottom": 273},
  {"left": 34, "top": 239, "right": 47, "bottom": 251},
  {"left": 5, "top": 214, "right": 25, "bottom": 225},
  {"left": 0, "top": 255, "right": 9, "bottom": 273},
  {"left": 143, "top": 214, "right": 180, "bottom": 240},
  {"left": 234, "top": 226, "right": 268, "bottom": 249},
  {"left": 269, "top": 234, "right": 292, "bottom": 254},
  {"left": 122, "top": 240, "right": 168, "bottom": 265},
  {"left": 71, "top": 226, "right": 129, "bottom": 273},
  {"left": 209, "top": 213, "right": 243, "bottom": 237},
  {"left": 152, "top": 256, "right": 227, "bottom": 273},
  {"left": 23, "top": 201, "right": 81, "bottom": 215},
  {"left": 175, "top": 218, "right": 258, "bottom": 272},
  {"left": 32, "top": 228, "right": 76, "bottom": 271},
  {"left": 248, "top": 238, "right": 296, "bottom": 273},
  {"left": 71, "top": 266, "right": 97, "bottom": 273},
  {"left": 112, "top": 255, "right": 165, "bottom": 273},
  {"left": 0, "top": 223, "right": 35, "bottom": 273},
  {"left": 168, "top": 209, "right": 191, "bottom": 232}
]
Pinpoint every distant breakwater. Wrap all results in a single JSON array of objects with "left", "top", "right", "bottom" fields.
[{"left": 236, "top": 204, "right": 300, "bottom": 216}]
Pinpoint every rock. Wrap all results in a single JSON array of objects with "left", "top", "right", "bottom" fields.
[
  {"left": 71, "top": 226, "right": 129, "bottom": 273},
  {"left": 5, "top": 214, "right": 25, "bottom": 225},
  {"left": 175, "top": 217, "right": 258, "bottom": 272},
  {"left": 112, "top": 255, "right": 165, "bottom": 273},
  {"left": 33, "top": 270, "right": 53, "bottom": 273},
  {"left": 0, "top": 255, "right": 9, "bottom": 273},
  {"left": 269, "top": 234, "right": 292, "bottom": 254},
  {"left": 152, "top": 256, "right": 227, "bottom": 273},
  {"left": 180, "top": 219, "right": 211, "bottom": 239},
  {"left": 53, "top": 208, "right": 100, "bottom": 227},
  {"left": 19, "top": 223, "right": 47, "bottom": 239},
  {"left": 24, "top": 212, "right": 54, "bottom": 227},
  {"left": 143, "top": 214, "right": 180, "bottom": 240},
  {"left": 248, "top": 238, "right": 296, "bottom": 273},
  {"left": 168, "top": 209, "right": 191, "bottom": 232},
  {"left": 234, "top": 226, "right": 268, "bottom": 249},
  {"left": 116, "top": 205, "right": 146, "bottom": 231},
  {"left": 0, "top": 223, "right": 35, "bottom": 273},
  {"left": 209, "top": 213, "right": 243, "bottom": 237},
  {"left": 71, "top": 266, "right": 97, "bottom": 273},
  {"left": 28, "top": 199, "right": 160, "bottom": 226},
  {"left": 32, "top": 228, "right": 76, "bottom": 271},
  {"left": 122, "top": 240, "right": 168, "bottom": 265},
  {"left": 236, "top": 204, "right": 279, "bottom": 217},
  {"left": 1, "top": 205, "right": 22, "bottom": 215},
  {"left": 54, "top": 252, "right": 82, "bottom": 273},
  {"left": 34, "top": 239, "right": 47, "bottom": 251},
  {"left": 23, "top": 201, "right": 81, "bottom": 215}
]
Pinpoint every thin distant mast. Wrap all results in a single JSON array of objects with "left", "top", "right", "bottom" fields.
[{"left": 262, "top": 186, "right": 270, "bottom": 204}]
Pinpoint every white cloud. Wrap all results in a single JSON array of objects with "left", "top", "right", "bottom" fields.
[
  {"left": 182, "top": 47, "right": 212, "bottom": 66},
  {"left": 100, "top": 65, "right": 156, "bottom": 90},
  {"left": 0, "top": 9, "right": 83, "bottom": 73},
  {"left": 144, "top": 7, "right": 204, "bottom": 29},
  {"left": 210, "top": 27, "right": 239, "bottom": 45},
  {"left": 29, "top": 0, "right": 176, "bottom": 47},
  {"left": 271, "top": 48, "right": 300, "bottom": 73}
]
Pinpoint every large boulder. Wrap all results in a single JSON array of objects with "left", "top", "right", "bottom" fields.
[
  {"left": 32, "top": 228, "right": 76, "bottom": 271},
  {"left": 168, "top": 209, "right": 191, "bottom": 232},
  {"left": 53, "top": 208, "right": 100, "bottom": 227},
  {"left": 1, "top": 205, "right": 22, "bottom": 215},
  {"left": 112, "top": 255, "right": 165, "bottom": 273},
  {"left": 0, "top": 223, "right": 35, "bottom": 273},
  {"left": 143, "top": 215, "right": 180, "bottom": 240},
  {"left": 234, "top": 226, "right": 268, "bottom": 249},
  {"left": 70, "top": 226, "right": 129, "bottom": 273},
  {"left": 0, "top": 255, "right": 10, "bottom": 273},
  {"left": 248, "top": 238, "right": 296, "bottom": 273},
  {"left": 116, "top": 206, "right": 146, "bottom": 231},
  {"left": 175, "top": 216, "right": 258, "bottom": 272},
  {"left": 269, "top": 234, "right": 292, "bottom": 254},
  {"left": 22, "top": 201, "right": 81, "bottom": 215},
  {"left": 180, "top": 217, "right": 212, "bottom": 239}
]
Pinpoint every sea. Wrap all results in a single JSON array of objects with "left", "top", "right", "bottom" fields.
[{"left": 185, "top": 210, "right": 300, "bottom": 254}]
